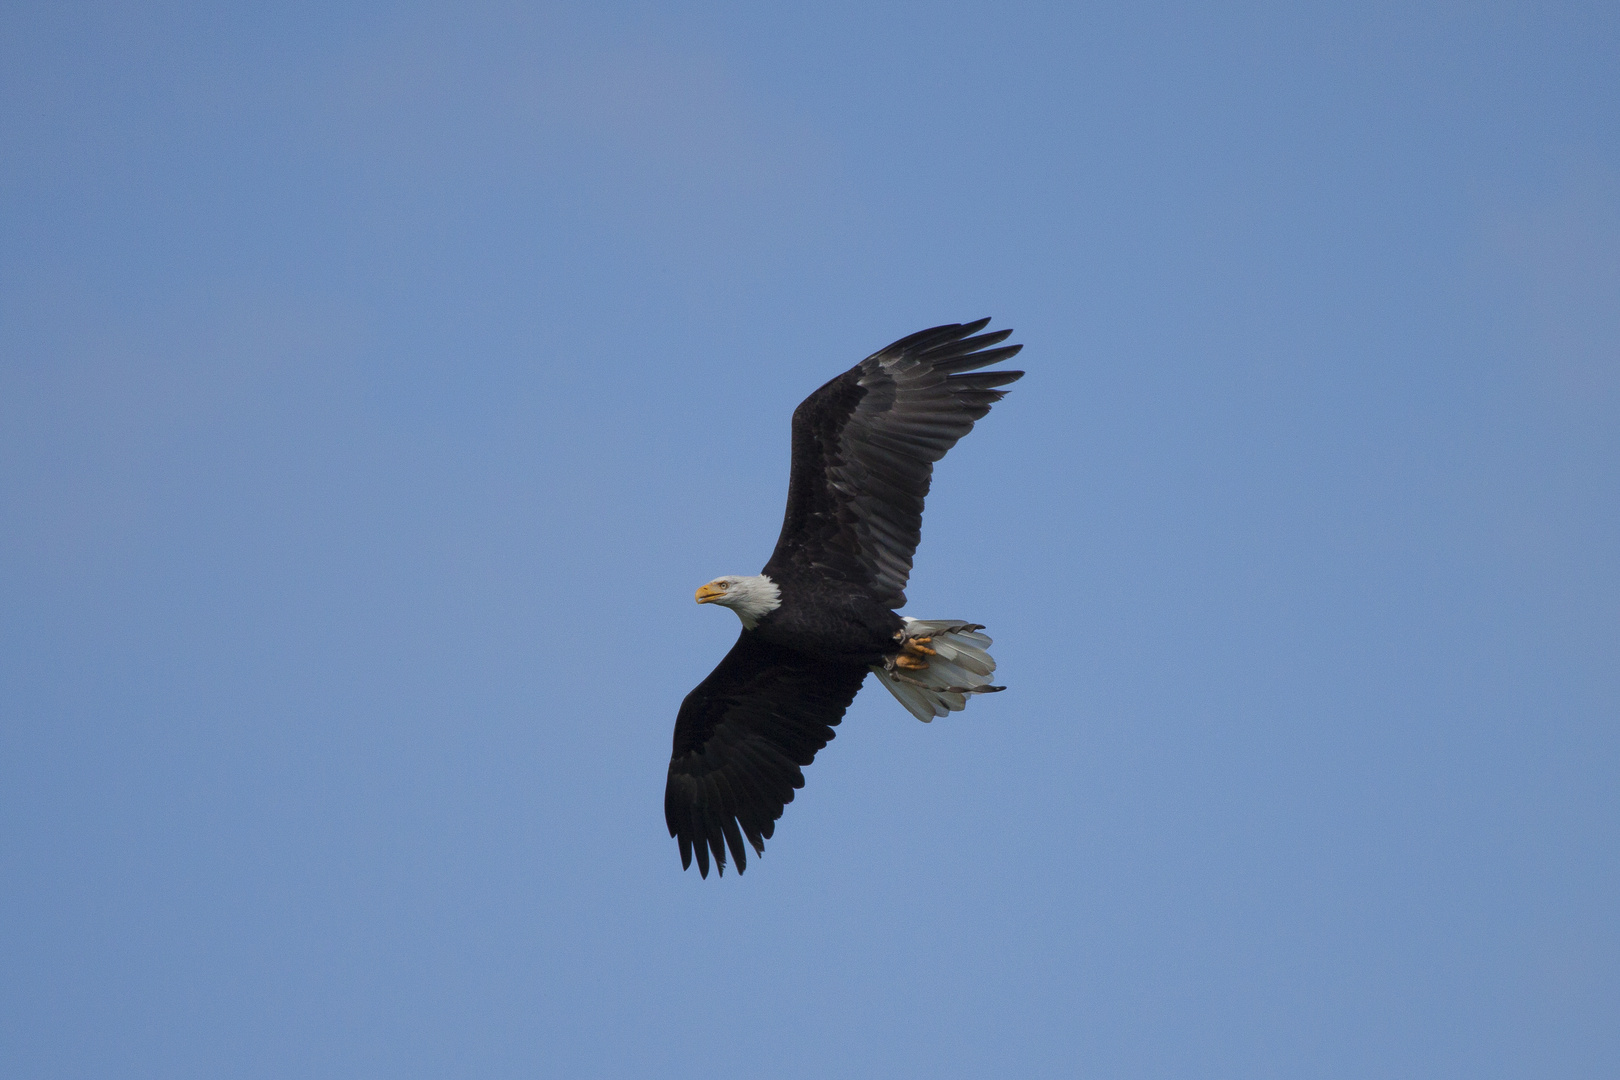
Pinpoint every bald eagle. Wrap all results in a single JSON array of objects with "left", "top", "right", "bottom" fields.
[{"left": 665, "top": 319, "right": 1024, "bottom": 876}]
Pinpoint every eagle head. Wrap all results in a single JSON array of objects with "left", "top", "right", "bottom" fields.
[{"left": 694, "top": 574, "right": 782, "bottom": 629}]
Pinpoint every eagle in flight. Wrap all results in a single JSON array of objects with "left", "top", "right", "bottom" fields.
[{"left": 666, "top": 320, "right": 1024, "bottom": 876}]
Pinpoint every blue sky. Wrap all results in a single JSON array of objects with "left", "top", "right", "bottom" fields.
[{"left": 2, "top": 3, "right": 1616, "bottom": 1077}]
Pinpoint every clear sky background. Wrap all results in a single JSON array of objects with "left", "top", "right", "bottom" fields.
[{"left": 2, "top": 3, "right": 1616, "bottom": 1077}]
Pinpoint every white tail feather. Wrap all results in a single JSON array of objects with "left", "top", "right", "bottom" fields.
[{"left": 870, "top": 618, "right": 1005, "bottom": 723}]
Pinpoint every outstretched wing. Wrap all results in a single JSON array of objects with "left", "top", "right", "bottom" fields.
[
  {"left": 764, "top": 319, "right": 1023, "bottom": 609},
  {"left": 666, "top": 633, "right": 868, "bottom": 877}
]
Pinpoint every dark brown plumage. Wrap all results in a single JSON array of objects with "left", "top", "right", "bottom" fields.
[{"left": 666, "top": 320, "right": 1024, "bottom": 876}]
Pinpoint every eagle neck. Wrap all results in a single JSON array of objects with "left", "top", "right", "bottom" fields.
[{"left": 727, "top": 574, "right": 782, "bottom": 630}]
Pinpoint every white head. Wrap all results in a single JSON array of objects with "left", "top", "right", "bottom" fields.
[{"left": 694, "top": 574, "right": 782, "bottom": 629}]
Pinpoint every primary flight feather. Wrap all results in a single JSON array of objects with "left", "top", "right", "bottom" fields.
[{"left": 665, "top": 319, "right": 1024, "bottom": 876}]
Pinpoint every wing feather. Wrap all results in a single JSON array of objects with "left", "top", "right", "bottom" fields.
[
  {"left": 765, "top": 320, "right": 1024, "bottom": 607},
  {"left": 665, "top": 633, "right": 867, "bottom": 877}
]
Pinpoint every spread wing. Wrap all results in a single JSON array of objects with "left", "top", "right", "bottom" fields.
[
  {"left": 764, "top": 319, "right": 1023, "bottom": 609},
  {"left": 665, "top": 633, "right": 868, "bottom": 877}
]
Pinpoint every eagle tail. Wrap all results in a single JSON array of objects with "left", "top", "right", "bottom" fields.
[{"left": 870, "top": 619, "right": 1004, "bottom": 722}]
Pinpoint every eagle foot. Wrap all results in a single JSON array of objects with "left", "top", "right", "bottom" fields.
[{"left": 894, "top": 652, "right": 929, "bottom": 671}]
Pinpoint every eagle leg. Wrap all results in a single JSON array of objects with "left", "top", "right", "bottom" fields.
[{"left": 894, "top": 636, "right": 935, "bottom": 670}]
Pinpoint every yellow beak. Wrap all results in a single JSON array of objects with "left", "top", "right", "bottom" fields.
[{"left": 695, "top": 583, "right": 726, "bottom": 604}]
